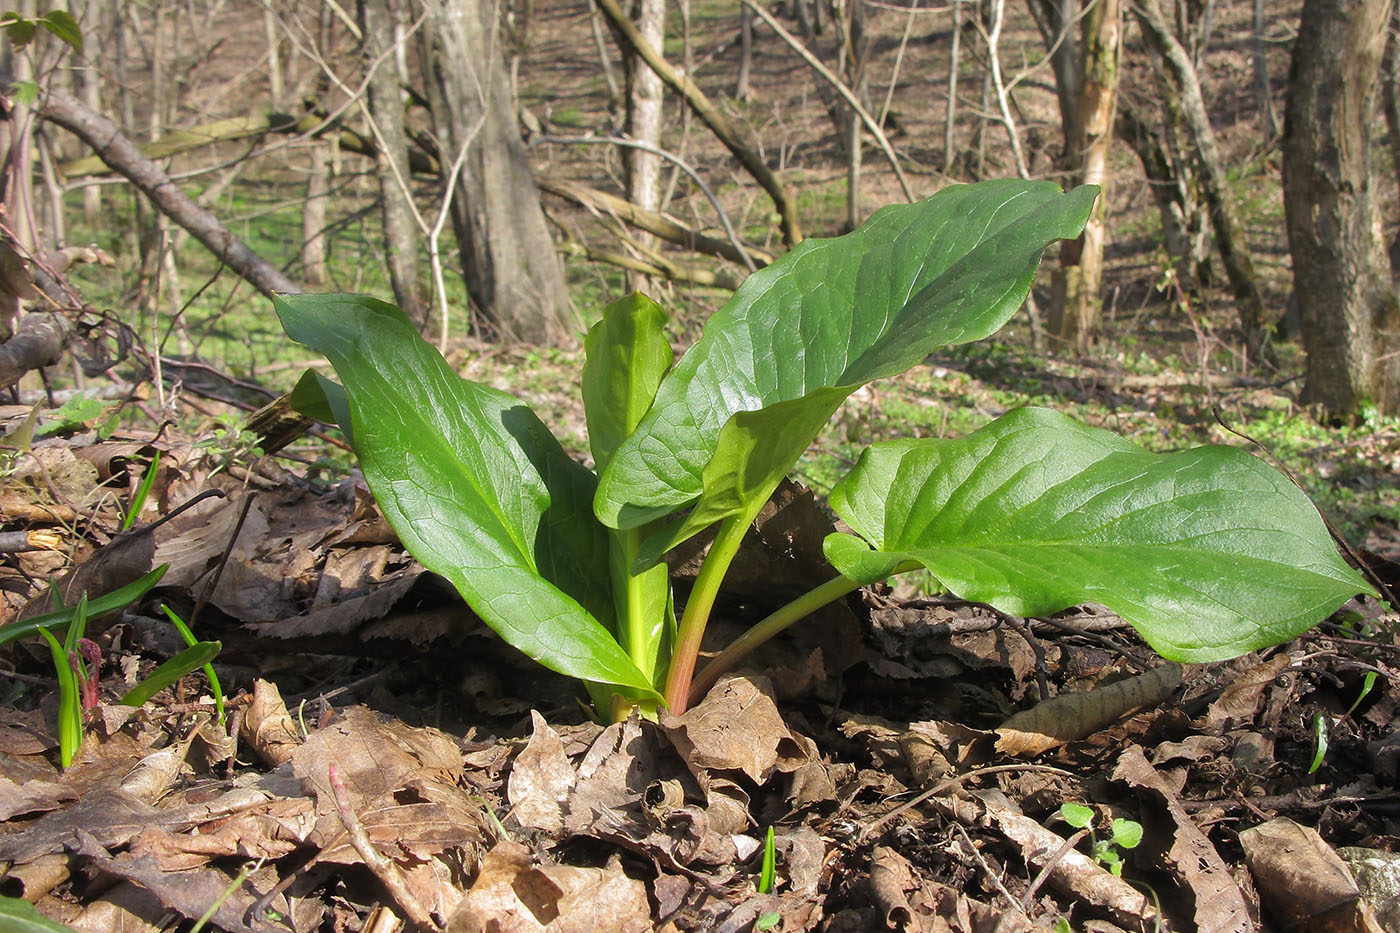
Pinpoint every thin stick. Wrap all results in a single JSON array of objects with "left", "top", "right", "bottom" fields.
[
  {"left": 973, "top": 0, "right": 1029, "bottom": 178},
  {"left": 742, "top": 0, "right": 916, "bottom": 202},
  {"left": 953, "top": 823, "right": 1031, "bottom": 919},
  {"left": 534, "top": 134, "right": 757, "bottom": 272},
  {"left": 327, "top": 763, "right": 438, "bottom": 931},
  {"left": 857, "top": 763, "right": 1076, "bottom": 844}
]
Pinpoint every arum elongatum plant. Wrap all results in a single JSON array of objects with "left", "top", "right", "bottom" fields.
[{"left": 277, "top": 180, "right": 1374, "bottom": 717}]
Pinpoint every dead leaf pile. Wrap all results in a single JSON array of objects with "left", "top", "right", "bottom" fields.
[{"left": 2, "top": 416, "right": 1399, "bottom": 931}]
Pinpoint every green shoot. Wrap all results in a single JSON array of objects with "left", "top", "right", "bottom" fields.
[
  {"left": 36, "top": 625, "right": 81, "bottom": 768},
  {"left": 1308, "top": 713, "right": 1329, "bottom": 775},
  {"left": 0, "top": 565, "right": 168, "bottom": 649},
  {"left": 759, "top": 825, "right": 777, "bottom": 894},
  {"left": 119, "top": 641, "right": 222, "bottom": 709},
  {"left": 1346, "top": 671, "right": 1378, "bottom": 717},
  {"left": 159, "top": 604, "right": 225, "bottom": 725},
  {"left": 122, "top": 450, "right": 160, "bottom": 532}
]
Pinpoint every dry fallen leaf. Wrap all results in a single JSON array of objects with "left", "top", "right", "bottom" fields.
[
  {"left": 996, "top": 662, "right": 1182, "bottom": 755},
  {"left": 1111, "top": 744, "right": 1255, "bottom": 933},
  {"left": 661, "top": 674, "right": 812, "bottom": 784},
  {"left": 1241, "top": 817, "right": 1387, "bottom": 933},
  {"left": 508, "top": 710, "right": 577, "bottom": 833},
  {"left": 446, "top": 840, "right": 651, "bottom": 933}
]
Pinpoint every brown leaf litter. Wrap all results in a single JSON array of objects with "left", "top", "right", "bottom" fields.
[{"left": 2, "top": 432, "right": 1399, "bottom": 931}]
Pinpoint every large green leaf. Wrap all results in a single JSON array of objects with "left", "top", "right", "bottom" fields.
[
  {"left": 582, "top": 293, "right": 675, "bottom": 685},
  {"left": 825, "top": 407, "right": 1375, "bottom": 662},
  {"left": 276, "top": 294, "right": 656, "bottom": 697},
  {"left": 582, "top": 292, "right": 673, "bottom": 472},
  {"left": 596, "top": 180, "right": 1099, "bottom": 545}
]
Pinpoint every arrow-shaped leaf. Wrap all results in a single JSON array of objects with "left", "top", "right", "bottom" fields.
[
  {"left": 596, "top": 181, "right": 1099, "bottom": 553},
  {"left": 825, "top": 407, "right": 1375, "bottom": 662}
]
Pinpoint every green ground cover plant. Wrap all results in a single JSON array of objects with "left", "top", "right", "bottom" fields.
[{"left": 276, "top": 179, "right": 1374, "bottom": 718}]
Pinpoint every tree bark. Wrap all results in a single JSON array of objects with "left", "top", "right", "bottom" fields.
[
  {"left": 416, "top": 0, "right": 572, "bottom": 344},
  {"left": 1045, "top": 0, "right": 1120, "bottom": 352},
  {"left": 360, "top": 0, "right": 428, "bottom": 328},
  {"left": 303, "top": 139, "right": 332, "bottom": 285},
  {"left": 1283, "top": 0, "right": 1400, "bottom": 417},
  {"left": 945, "top": 0, "right": 962, "bottom": 172},
  {"left": 1382, "top": 7, "right": 1400, "bottom": 217},
  {"left": 737, "top": 3, "right": 754, "bottom": 100},
  {"left": 35, "top": 90, "right": 299, "bottom": 298},
  {"left": 620, "top": 0, "right": 666, "bottom": 286},
  {"left": 1116, "top": 97, "right": 1209, "bottom": 288},
  {"left": 1252, "top": 0, "right": 1278, "bottom": 138},
  {"left": 1136, "top": 0, "right": 1266, "bottom": 357}
]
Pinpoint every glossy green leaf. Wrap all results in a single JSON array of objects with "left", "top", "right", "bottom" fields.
[
  {"left": 1110, "top": 819, "right": 1143, "bottom": 850},
  {"left": 275, "top": 293, "right": 656, "bottom": 697},
  {"left": 582, "top": 294, "right": 675, "bottom": 686},
  {"left": 597, "top": 181, "right": 1099, "bottom": 542},
  {"left": 826, "top": 407, "right": 1375, "bottom": 662},
  {"left": 289, "top": 368, "right": 352, "bottom": 436},
  {"left": 582, "top": 293, "right": 672, "bottom": 471},
  {"left": 1059, "top": 803, "right": 1093, "bottom": 829},
  {"left": 36, "top": 627, "right": 80, "bottom": 768},
  {"left": 119, "top": 640, "right": 222, "bottom": 708},
  {"left": 161, "top": 605, "right": 225, "bottom": 726}
]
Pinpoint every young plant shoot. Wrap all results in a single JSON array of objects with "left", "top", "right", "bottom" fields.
[{"left": 277, "top": 180, "right": 1375, "bottom": 718}]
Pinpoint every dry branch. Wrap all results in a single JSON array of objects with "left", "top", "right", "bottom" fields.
[
  {"left": 36, "top": 90, "right": 299, "bottom": 298},
  {"left": 558, "top": 238, "right": 748, "bottom": 291},
  {"left": 0, "top": 311, "right": 75, "bottom": 387},
  {"left": 539, "top": 178, "right": 774, "bottom": 268},
  {"left": 591, "top": 0, "right": 803, "bottom": 246}
]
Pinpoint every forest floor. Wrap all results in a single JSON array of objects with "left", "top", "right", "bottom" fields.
[{"left": 3, "top": 0, "right": 1400, "bottom": 929}]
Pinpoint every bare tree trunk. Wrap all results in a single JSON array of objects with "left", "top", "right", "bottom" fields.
[
  {"left": 945, "top": 0, "right": 961, "bottom": 173},
  {"left": 1283, "top": 0, "right": 1400, "bottom": 417},
  {"left": 1116, "top": 97, "right": 1208, "bottom": 288},
  {"left": 1048, "top": 0, "right": 1119, "bottom": 353},
  {"left": 3, "top": 0, "right": 39, "bottom": 256},
  {"left": 360, "top": 0, "right": 428, "bottom": 328},
  {"left": 1136, "top": 0, "right": 1265, "bottom": 357},
  {"left": 588, "top": 0, "right": 622, "bottom": 106},
  {"left": 974, "top": 66, "right": 991, "bottom": 177},
  {"left": 596, "top": 0, "right": 802, "bottom": 244},
  {"left": 1381, "top": 7, "right": 1400, "bottom": 212},
  {"left": 981, "top": 0, "right": 1030, "bottom": 178},
  {"left": 416, "top": 0, "right": 572, "bottom": 344},
  {"left": 264, "top": 0, "right": 285, "bottom": 103},
  {"left": 1252, "top": 0, "right": 1277, "bottom": 138},
  {"left": 832, "top": 0, "right": 872, "bottom": 228},
  {"left": 75, "top": 0, "right": 105, "bottom": 225},
  {"left": 37, "top": 90, "right": 300, "bottom": 298},
  {"left": 622, "top": 0, "right": 665, "bottom": 286},
  {"left": 303, "top": 139, "right": 332, "bottom": 285},
  {"left": 737, "top": 3, "right": 754, "bottom": 100},
  {"left": 1026, "top": 0, "right": 1080, "bottom": 132}
]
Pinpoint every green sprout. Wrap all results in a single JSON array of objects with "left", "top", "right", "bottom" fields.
[{"left": 1059, "top": 803, "right": 1142, "bottom": 877}]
